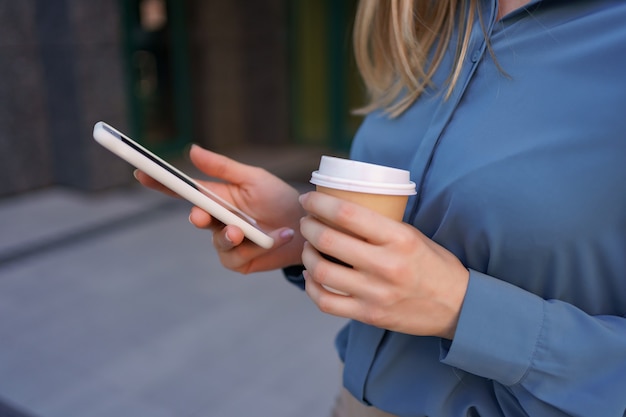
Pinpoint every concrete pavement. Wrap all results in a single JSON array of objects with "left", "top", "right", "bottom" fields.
[{"left": 0, "top": 147, "right": 348, "bottom": 417}]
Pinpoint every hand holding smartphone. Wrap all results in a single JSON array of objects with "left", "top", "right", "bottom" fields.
[{"left": 93, "top": 121, "right": 275, "bottom": 249}]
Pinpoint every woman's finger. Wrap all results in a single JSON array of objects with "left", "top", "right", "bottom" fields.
[
  {"left": 189, "top": 206, "right": 217, "bottom": 229},
  {"left": 301, "top": 240, "right": 364, "bottom": 296},
  {"left": 299, "top": 191, "right": 402, "bottom": 245},
  {"left": 133, "top": 169, "right": 181, "bottom": 198},
  {"left": 215, "top": 226, "right": 297, "bottom": 273},
  {"left": 189, "top": 145, "right": 263, "bottom": 186},
  {"left": 303, "top": 267, "right": 367, "bottom": 319},
  {"left": 299, "top": 215, "right": 374, "bottom": 274}
]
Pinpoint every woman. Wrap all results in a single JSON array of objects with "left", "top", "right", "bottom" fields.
[{"left": 137, "top": 0, "right": 626, "bottom": 415}]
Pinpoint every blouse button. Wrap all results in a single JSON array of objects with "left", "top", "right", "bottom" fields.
[{"left": 471, "top": 49, "right": 482, "bottom": 63}]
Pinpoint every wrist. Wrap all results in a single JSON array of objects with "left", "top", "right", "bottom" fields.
[{"left": 439, "top": 267, "right": 470, "bottom": 340}]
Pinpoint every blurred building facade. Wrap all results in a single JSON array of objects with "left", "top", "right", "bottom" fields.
[{"left": 0, "top": 0, "right": 360, "bottom": 197}]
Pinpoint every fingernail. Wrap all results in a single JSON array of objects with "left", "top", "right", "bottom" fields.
[
  {"left": 298, "top": 193, "right": 307, "bottom": 204},
  {"left": 133, "top": 169, "right": 140, "bottom": 180},
  {"left": 279, "top": 228, "right": 295, "bottom": 240},
  {"left": 185, "top": 143, "right": 199, "bottom": 157},
  {"left": 224, "top": 231, "right": 234, "bottom": 244}
]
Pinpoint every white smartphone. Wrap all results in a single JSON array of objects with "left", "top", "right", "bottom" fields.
[{"left": 93, "top": 121, "right": 275, "bottom": 249}]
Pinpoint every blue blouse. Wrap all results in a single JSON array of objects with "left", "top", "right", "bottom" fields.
[{"left": 288, "top": 0, "right": 626, "bottom": 415}]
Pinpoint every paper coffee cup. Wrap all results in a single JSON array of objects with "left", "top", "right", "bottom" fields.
[
  {"left": 309, "top": 156, "right": 416, "bottom": 294},
  {"left": 310, "top": 156, "right": 416, "bottom": 221}
]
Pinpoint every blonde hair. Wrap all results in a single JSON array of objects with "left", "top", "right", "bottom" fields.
[{"left": 353, "top": 0, "right": 480, "bottom": 117}]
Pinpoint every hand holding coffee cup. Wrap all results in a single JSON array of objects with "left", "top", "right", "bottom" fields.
[{"left": 308, "top": 156, "right": 417, "bottom": 294}]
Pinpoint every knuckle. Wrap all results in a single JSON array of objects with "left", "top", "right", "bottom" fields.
[
  {"left": 394, "top": 225, "right": 415, "bottom": 248},
  {"left": 232, "top": 266, "right": 247, "bottom": 274},
  {"left": 376, "top": 257, "right": 404, "bottom": 280},
  {"left": 220, "top": 256, "right": 243, "bottom": 273},
  {"left": 316, "top": 228, "right": 337, "bottom": 253},
  {"left": 211, "top": 161, "right": 229, "bottom": 181},
  {"left": 363, "top": 305, "right": 388, "bottom": 328},
  {"left": 335, "top": 202, "right": 358, "bottom": 224},
  {"left": 310, "top": 261, "right": 331, "bottom": 285},
  {"left": 218, "top": 251, "right": 252, "bottom": 274},
  {"left": 316, "top": 295, "right": 335, "bottom": 314}
]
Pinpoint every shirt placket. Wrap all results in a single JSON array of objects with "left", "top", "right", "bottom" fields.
[{"left": 343, "top": 0, "right": 498, "bottom": 404}]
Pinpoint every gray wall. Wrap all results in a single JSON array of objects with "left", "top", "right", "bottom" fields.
[
  {"left": 0, "top": 0, "right": 132, "bottom": 196},
  {"left": 0, "top": 0, "right": 291, "bottom": 197}
]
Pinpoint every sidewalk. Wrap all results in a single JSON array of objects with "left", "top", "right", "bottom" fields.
[{"left": 0, "top": 147, "right": 347, "bottom": 417}]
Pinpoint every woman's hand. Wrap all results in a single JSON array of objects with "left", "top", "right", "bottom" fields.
[
  {"left": 299, "top": 191, "right": 469, "bottom": 340},
  {"left": 135, "top": 145, "right": 306, "bottom": 273}
]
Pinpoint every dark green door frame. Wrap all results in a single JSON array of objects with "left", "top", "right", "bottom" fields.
[
  {"left": 288, "top": 0, "right": 362, "bottom": 152},
  {"left": 119, "top": 0, "right": 192, "bottom": 155}
]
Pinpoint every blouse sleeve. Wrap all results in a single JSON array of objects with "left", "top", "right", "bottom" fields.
[
  {"left": 441, "top": 269, "right": 626, "bottom": 416},
  {"left": 282, "top": 265, "right": 306, "bottom": 290}
]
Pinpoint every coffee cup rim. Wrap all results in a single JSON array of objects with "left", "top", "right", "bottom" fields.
[{"left": 311, "top": 171, "right": 417, "bottom": 195}]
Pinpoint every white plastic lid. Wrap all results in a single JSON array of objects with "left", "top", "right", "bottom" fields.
[{"left": 310, "top": 156, "right": 416, "bottom": 195}]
